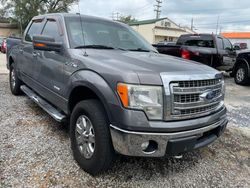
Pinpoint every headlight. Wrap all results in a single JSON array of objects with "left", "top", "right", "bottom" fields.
[{"left": 117, "top": 83, "right": 163, "bottom": 120}]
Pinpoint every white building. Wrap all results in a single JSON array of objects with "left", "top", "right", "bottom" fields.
[{"left": 129, "top": 17, "right": 195, "bottom": 44}]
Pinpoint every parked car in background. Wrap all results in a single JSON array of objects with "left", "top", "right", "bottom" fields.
[
  {"left": 233, "top": 42, "right": 248, "bottom": 50},
  {"left": 232, "top": 51, "right": 250, "bottom": 85},
  {"left": 153, "top": 34, "right": 237, "bottom": 72},
  {"left": 0, "top": 37, "right": 5, "bottom": 52},
  {"left": 1, "top": 38, "right": 7, "bottom": 53},
  {"left": 7, "top": 13, "right": 228, "bottom": 175}
]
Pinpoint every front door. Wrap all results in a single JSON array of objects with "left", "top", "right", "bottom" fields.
[{"left": 33, "top": 18, "right": 69, "bottom": 110}]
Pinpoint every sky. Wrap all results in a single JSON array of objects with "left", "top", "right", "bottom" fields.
[{"left": 70, "top": 0, "right": 250, "bottom": 33}]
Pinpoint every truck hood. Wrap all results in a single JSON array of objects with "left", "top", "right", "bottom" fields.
[{"left": 72, "top": 49, "right": 220, "bottom": 85}]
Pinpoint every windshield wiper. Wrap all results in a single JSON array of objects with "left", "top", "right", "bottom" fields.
[
  {"left": 74, "top": 45, "right": 127, "bottom": 51},
  {"left": 75, "top": 45, "right": 114, "bottom": 49},
  {"left": 128, "top": 48, "right": 157, "bottom": 53}
]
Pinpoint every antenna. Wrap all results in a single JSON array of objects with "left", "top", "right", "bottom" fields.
[{"left": 77, "top": 0, "right": 88, "bottom": 56}]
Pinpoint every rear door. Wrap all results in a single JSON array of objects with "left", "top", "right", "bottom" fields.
[{"left": 19, "top": 19, "right": 44, "bottom": 86}]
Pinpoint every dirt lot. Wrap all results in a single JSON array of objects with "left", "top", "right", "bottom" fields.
[{"left": 0, "top": 53, "right": 250, "bottom": 187}]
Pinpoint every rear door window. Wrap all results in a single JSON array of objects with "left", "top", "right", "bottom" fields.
[{"left": 25, "top": 21, "right": 43, "bottom": 42}]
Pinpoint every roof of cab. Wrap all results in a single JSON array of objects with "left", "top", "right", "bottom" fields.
[{"left": 32, "top": 13, "right": 119, "bottom": 24}]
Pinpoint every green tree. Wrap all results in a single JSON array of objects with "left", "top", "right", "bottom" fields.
[
  {"left": 118, "top": 15, "right": 137, "bottom": 24},
  {"left": 0, "top": 0, "right": 78, "bottom": 32}
]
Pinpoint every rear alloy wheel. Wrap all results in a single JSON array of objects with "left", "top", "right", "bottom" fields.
[
  {"left": 70, "top": 99, "right": 115, "bottom": 175},
  {"left": 234, "top": 64, "right": 250, "bottom": 85},
  {"left": 9, "top": 64, "right": 22, "bottom": 95}
]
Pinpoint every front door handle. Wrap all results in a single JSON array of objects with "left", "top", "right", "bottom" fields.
[{"left": 19, "top": 49, "right": 23, "bottom": 54}]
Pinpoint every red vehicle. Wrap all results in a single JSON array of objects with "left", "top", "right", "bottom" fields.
[{"left": 1, "top": 38, "right": 7, "bottom": 53}]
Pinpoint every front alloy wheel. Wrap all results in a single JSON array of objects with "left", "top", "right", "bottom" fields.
[{"left": 75, "top": 115, "right": 95, "bottom": 159}]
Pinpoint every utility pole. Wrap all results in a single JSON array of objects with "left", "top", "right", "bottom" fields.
[
  {"left": 191, "top": 18, "right": 194, "bottom": 31},
  {"left": 154, "top": 0, "right": 162, "bottom": 19},
  {"left": 219, "top": 27, "right": 222, "bottom": 34},
  {"left": 215, "top": 15, "right": 220, "bottom": 35},
  {"left": 111, "top": 12, "right": 120, "bottom": 21}
]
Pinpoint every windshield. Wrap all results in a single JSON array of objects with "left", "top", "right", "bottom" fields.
[{"left": 65, "top": 17, "right": 156, "bottom": 52}]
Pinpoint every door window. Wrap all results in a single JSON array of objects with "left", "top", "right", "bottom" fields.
[
  {"left": 42, "top": 20, "right": 62, "bottom": 42},
  {"left": 25, "top": 21, "right": 42, "bottom": 42},
  {"left": 223, "top": 39, "right": 232, "bottom": 50}
]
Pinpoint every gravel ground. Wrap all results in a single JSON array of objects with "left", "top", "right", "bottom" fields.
[
  {"left": 0, "top": 53, "right": 8, "bottom": 74},
  {"left": 0, "top": 71, "right": 250, "bottom": 187}
]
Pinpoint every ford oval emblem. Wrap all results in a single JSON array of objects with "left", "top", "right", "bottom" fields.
[{"left": 200, "top": 90, "right": 217, "bottom": 102}]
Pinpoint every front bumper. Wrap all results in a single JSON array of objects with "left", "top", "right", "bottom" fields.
[{"left": 110, "top": 116, "right": 228, "bottom": 157}]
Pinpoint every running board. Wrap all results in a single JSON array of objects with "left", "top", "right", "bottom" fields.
[{"left": 21, "top": 85, "right": 66, "bottom": 122}]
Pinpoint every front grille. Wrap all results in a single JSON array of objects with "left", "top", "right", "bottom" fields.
[{"left": 170, "top": 78, "right": 224, "bottom": 119}]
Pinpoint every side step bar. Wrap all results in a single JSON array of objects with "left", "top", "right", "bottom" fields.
[{"left": 21, "top": 85, "right": 66, "bottom": 122}]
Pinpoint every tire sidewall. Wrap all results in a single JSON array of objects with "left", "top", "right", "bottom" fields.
[
  {"left": 9, "top": 63, "right": 21, "bottom": 94},
  {"left": 70, "top": 100, "right": 112, "bottom": 173}
]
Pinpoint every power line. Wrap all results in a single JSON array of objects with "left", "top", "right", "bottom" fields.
[{"left": 154, "top": 0, "right": 162, "bottom": 19}]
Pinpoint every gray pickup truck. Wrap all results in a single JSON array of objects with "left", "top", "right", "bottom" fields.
[{"left": 7, "top": 13, "right": 228, "bottom": 175}]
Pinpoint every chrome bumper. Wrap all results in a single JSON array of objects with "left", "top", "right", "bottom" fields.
[{"left": 110, "top": 117, "right": 228, "bottom": 157}]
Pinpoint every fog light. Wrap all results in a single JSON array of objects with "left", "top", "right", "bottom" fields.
[
  {"left": 141, "top": 141, "right": 150, "bottom": 150},
  {"left": 141, "top": 140, "right": 158, "bottom": 154}
]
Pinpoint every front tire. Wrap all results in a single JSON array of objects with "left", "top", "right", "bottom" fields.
[
  {"left": 9, "top": 63, "right": 22, "bottom": 95},
  {"left": 70, "top": 99, "right": 115, "bottom": 175},
  {"left": 234, "top": 64, "right": 250, "bottom": 85}
]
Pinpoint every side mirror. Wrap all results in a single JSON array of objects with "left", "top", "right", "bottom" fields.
[
  {"left": 233, "top": 46, "right": 240, "bottom": 51},
  {"left": 33, "top": 35, "right": 62, "bottom": 52}
]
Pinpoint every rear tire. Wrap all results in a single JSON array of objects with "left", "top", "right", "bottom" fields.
[
  {"left": 70, "top": 99, "right": 115, "bottom": 175},
  {"left": 9, "top": 63, "right": 22, "bottom": 95},
  {"left": 234, "top": 64, "right": 250, "bottom": 85}
]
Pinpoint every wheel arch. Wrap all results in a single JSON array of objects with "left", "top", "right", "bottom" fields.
[{"left": 67, "top": 71, "right": 121, "bottom": 124}]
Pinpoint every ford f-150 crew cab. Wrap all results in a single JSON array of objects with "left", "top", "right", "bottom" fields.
[{"left": 7, "top": 13, "right": 228, "bottom": 175}]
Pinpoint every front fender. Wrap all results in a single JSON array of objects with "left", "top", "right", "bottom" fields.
[{"left": 66, "top": 70, "right": 121, "bottom": 123}]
